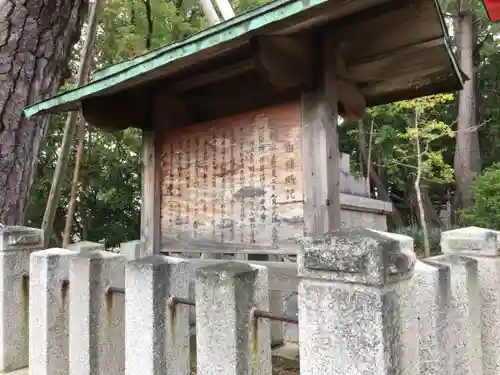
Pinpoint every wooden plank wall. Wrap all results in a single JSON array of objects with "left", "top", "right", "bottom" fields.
[{"left": 158, "top": 102, "right": 305, "bottom": 249}]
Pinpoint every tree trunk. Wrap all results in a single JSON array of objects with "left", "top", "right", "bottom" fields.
[
  {"left": 452, "top": 5, "right": 478, "bottom": 224},
  {"left": 356, "top": 120, "right": 405, "bottom": 228},
  {"left": 0, "top": 0, "right": 87, "bottom": 225},
  {"left": 414, "top": 109, "right": 430, "bottom": 258},
  {"left": 420, "top": 185, "right": 444, "bottom": 229}
]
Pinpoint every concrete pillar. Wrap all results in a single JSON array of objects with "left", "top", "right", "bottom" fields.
[
  {"left": 120, "top": 240, "right": 143, "bottom": 261},
  {"left": 430, "top": 253, "right": 482, "bottom": 375},
  {"left": 0, "top": 226, "right": 43, "bottom": 372},
  {"left": 269, "top": 290, "right": 284, "bottom": 346},
  {"left": 195, "top": 262, "right": 271, "bottom": 375},
  {"left": 297, "top": 228, "right": 418, "bottom": 375},
  {"left": 249, "top": 254, "right": 284, "bottom": 347},
  {"left": 283, "top": 292, "right": 298, "bottom": 343},
  {"left": 441, "top": 226, "right": 500, "bottom": 375},
  {"left": 125, "top": 255, "right": 191, "bottom": 375},
  {"left": 413, "top": 259, "right": 454, "bottom": 375},
  {"left": 66, "top": 241, "right": 104, "bottom": 254},
  {"left": 69, "top": 251, "right": 127, "bottom": 375},
  {"left": 29, "top": 248, "right": 75, "bottom": 375}
]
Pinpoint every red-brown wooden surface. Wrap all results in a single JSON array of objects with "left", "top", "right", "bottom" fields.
[{"left": 158, "top": 102, "right": 304, "bottom": 249}]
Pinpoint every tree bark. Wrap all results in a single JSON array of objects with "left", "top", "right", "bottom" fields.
[
  {"left": 452, "top": 5, "right": 479, "bottom": 223},
  {"left": 0, "top": 0, "right": 87, "bottom": 225},
  {"left": 420, "top": 185, "right": 444, "bottom": 229}
]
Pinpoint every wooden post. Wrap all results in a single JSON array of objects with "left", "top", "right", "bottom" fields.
[
  {"left": 301, "top": 34, "right": 341, "bottom": 236},
  {"left": 141, "top": 129, "right": 161, "bottom": 256}
]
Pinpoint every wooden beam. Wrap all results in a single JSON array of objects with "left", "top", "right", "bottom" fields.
[
  {"left": 153, "top": 90, "right": 192, "bottom": 127},
  {"left": 170, "top": 59, "right": 254, "bottom": 92},
  {"left": 141, "top": 129, "right": 161, "bottom": 256},
  {"left": 337, "top": 0, "right": 440, "bottom": 63},
  {"left": 300, "top": 32, "right": 341, "bottom": 236},
  {"left": 251, "top": 35, "right": 316, "bottom": 89},
  {"left": 349, "top": 38, "right": 443, "bottom": 68},
  {"left": 81, "top": 92, "right": 147, "bottom": 131}
]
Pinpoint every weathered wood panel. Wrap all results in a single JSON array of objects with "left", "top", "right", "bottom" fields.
[
  {"left": 159, "top": 102, "right": 304, "bottom": 249},
  {"left": 141, "top": 129, "right": 161, "bottom": 256}
]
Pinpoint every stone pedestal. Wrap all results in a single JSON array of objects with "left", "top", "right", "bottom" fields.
[
  {"left": 0, "top": 226, "right": 43, "bottom": 372},
  {"left": 66, "top": 241, "right": 104, "bottom": 254},
  {"left": 69, "top": 251, "right": 127, "bottom": 375},
  {"left": 441, "top": 226, "right": 500, "bottom": 375},
  {"left": 120, "top": 241, "right": 143, "bottom": 261},
  {"left": 297, "top": 228, "right": 417, "bottom": 375},
  {"left": 430, "top": 254, "right": 482, "bottom": 375},
  {"left": 413, "top": 259, "right": 454, "bottom": 375},
  {"left": 195, "top": 262, "right": 271, "bottom": 375},
  {"left": 29, "top": 248, "right": 75, "bottom": 375},
  {"left": 125, "top": 256, "right": 191, "bottom": 375}
]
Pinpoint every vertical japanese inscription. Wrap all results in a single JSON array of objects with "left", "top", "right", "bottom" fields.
[
  {"left": 211, "top": 132, "right": 217, "bottom": 240},
  {"left": 220, "top": 132, "right": 227, "bottom": 242},
  {"left": 229, "top": 129, "right": 235, "bottom": 241},
  {"left": 270, "top": 123, "right": 278, "bottom": 249},
  {"left": 239, "top": 127, "right": 245, "bottom": 243},
  {"left": 185, "top": 139, "right": 191, "bottom": 234},
  {"left": 284, "top": 140, "right": 297, "bottom": 201},
  {"left": 176, "top": 138, "right": 182, "bottom": 238},
  {"left": 249, "top": 134, "right": 256, "bottom": 244},
  {"left": 168, "top": 141, "right": 175, "bottom": 233},
  {"left": 258, "top": 122, "right": 266, "bottom": 225},
  {"left": 194, "top": 137, "right": 200, "bottom": 236},
  {"left": 203, "top": 137, "right": 209, "bottom": 232}
]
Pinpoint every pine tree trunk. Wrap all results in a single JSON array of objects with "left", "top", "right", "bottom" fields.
[{"left": 0, "top": 0, "right": 87, "bottom": 225}]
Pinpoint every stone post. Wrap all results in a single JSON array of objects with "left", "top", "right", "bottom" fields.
[
  {"left": 66, "top": 241, "right": 104, "bottom": 254},
  {"left": 69, "top": 250, "right": 127, "bottom": 375},
  {"left": 441, "top": 226, "right": 500, "bottom": 375},
  {"left": 269, "top": 290, "right": 284, "bottom": 346},
  {"left": 120, "top": 240, "right": 143, "bottom": 261},
  {"left": 0, "top": 226, "right": 43, "bottom": 372},
  {"left": 195, "top": 262, "right": 271, "bottom": 375},
  {"left": 297, "top": 228, "right": 418, "bottom": 375},
  {"left": 29, "top": 248, "right": 75, "bottom": 375},
  {"left": 413, "top": 259, "right": 453, "bottom": 375},
  {"left": 248, "top": 254, "right": 285, "bottom": 346},
  {"left": 125, "top": 255, "right": 191, "bottom": 375},
  {"left": 430, "top": 253, "right": 481, "bottom": 375}
]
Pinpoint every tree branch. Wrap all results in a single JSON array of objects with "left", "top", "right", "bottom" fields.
[{"left": 143, "top": 0, "right": 153, "bottom": 49}]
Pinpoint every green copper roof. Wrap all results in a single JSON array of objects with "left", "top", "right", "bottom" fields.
[{"left": 24, "top": 0, "right": 328, "bottom": 118}]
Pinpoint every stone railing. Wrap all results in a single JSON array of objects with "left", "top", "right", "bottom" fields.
[{"left": 3, "top": 225, "right": 500, "bottom": 374}]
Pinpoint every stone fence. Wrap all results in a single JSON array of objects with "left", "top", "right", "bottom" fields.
[{"left": 2, "top": 225, "right": 500, "bottom": 374}]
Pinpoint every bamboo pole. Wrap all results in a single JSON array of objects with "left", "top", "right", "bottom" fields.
[
  {"left": 62, "top": 118, "right": 87, "bottom": 247},
  {"left": 42, "top": 0, "right": 104, "bottom": 248}
]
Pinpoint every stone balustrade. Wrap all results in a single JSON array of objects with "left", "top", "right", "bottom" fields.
[{"left": 3, "top": 225, "right": 500, "bottom": 374}]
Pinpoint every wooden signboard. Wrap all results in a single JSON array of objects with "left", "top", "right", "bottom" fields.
[{"left": 158, "top": 102, "right": 304, "bottom": 250}]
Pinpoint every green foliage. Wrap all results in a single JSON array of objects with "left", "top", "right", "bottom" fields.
[
  {"left": 341, "top": 94, "right": 457, "bottom": 227},
  {"left": 376, "top": 94, "right": 456, "bottom": 185},
  {"left": 25, "top": 0, "right": 275, "bottom": 248},
  {"left": 462, "top": 165, "right": 500, "bottom": 230},
  {"left": 395, "top": 226, "right": 444, "bottom": 257},
  {"left": 25, "top": 114, "right": 142, "bottom": 247},
  {"left": 24, "top": 0, "right": 500, "bottom": 247}
]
